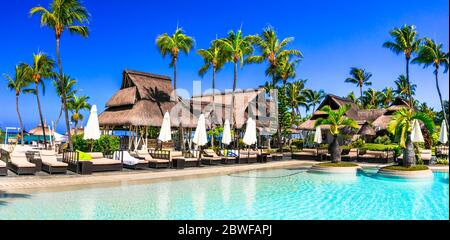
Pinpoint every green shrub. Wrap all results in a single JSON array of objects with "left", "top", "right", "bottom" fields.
[
  {"left": 72, "top": 135, "right": 89, "bottom": 152},
  {"left": 317, "top": 162, "right": 359, "bottom": 167},
  {"left": 291, "top": 139, "right": 304, "bottom": 149},
  {"left": 374, "top": 135, "right": 392, "bottom": 145},
  {"left": 436, "top": 158, "right": 449, "bottom": 165},
  {"left": 351, "top": 138, "right": 366, "bottom": 148},
  {"left": 72, "top": 134, "right": 120, "bottom": 155},
  {"left": 360, "top": 143, "right": 402, "bottom": 157}
]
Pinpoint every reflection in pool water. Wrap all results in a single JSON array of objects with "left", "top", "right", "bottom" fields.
[{"left": 0, "top": 169, "right": 448, "bottom": 220}]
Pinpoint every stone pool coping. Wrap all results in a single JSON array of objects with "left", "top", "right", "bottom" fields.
[{"left": 0, "top": 160, "right": 316, "bottom": 192}]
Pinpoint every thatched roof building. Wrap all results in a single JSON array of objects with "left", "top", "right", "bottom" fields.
[
  {"left": 29, "top": 124, "right": 53, "bottom": 136},
  {"left": 372, "top": 97, "right": 410, "bottom": 131},
  {"left": 99, "top": 70, "right": 177, "bottom": 129}
]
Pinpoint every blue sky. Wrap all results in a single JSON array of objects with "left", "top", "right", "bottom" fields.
[{"left": 0, "top": 0, "right": 448, "bottom": 132}]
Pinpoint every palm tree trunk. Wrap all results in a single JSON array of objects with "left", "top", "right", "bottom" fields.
[
  {"left": 211, "top": 67, "right": 216, "bottom": 148},
  {"left": 16, "top": 94, "right": 25, "bottom": 146},
  {"left": 173, "top": 58, "right": 183, "bottom": 151},
  {"left": 55, "top": 102, "right": 63, "bottom": 130},
  {"left": 403, "top": 132, "right": 416, "bottom": 167},
  {"left": 35, "top": 83, "right": 47, "bottom": 149},
  {"left": 360, "top": 86, "right": 363, "bottom": 98},
  {"left": 435, "top": 70, "right": 449, "bottom": 132},
  {"left": 74, "top": 119, "right": 78, "bottom": 136},
  {"left": 56, "top": 36, "right": 73, "bottom": 150},
  {"left": 329, "top": 135, "right": 341, "bottom": 163},
  {"left": 232, "top": 61, "right": 237, "bottom": 148},
  {"left": 406, "top": 57, "right": 413, "bottom": 108}
]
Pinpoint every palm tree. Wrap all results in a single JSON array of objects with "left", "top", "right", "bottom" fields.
[
  {"left": 197, "top": 41, "right": 228, "bottom": 147},
  {"left": 67, "top": 95, "right": 91, "bottom": 136},
  {"left": 306, "top": 90, "right": 326, "bottom": 113},
  {"left": 395, "top": 74, "right": 416, "bottom": 99},
  {"left": 30, "top": 0, "right": 90, "bottom": 149},
  {"left": 156, "top": 27, "right": 195, "bottom": 93},
  {"left": 23, "top": 53, "right": 55, "bottom": 149},
  {"left": 344, "top": 67, "right": 373, "bottom": 98},
  {"left": 275, "top": 56, "right": 300, "bottom": 91},
  {"left": 412, "top": 37, "right": 449, "bottom": 132},
  {"left": 383, "top": 25, "right": 421, "bottom": 107},
  {"left": 5, "top": 65, "right": 32, "bottom": 146},
  {"left": 387, "top": 108, "right": 434, "bottom": 166},
  {"left": 380, "top": 87, "right": 395, "bottom": 107},
  {"left": 286, "top": 79, "right": 309, "bottom": 124},
  {"left": 216, "top": 29, "right": 254, "bottom": 145},
  {"left": 346, "top": 91, "right": 358, "bottom": 105},
  {"left": 362, "top": 88, "right": 380, "bottom": 109},
  {"left": 314, "top": 104, "right": 359, "bottom": 162},
  {"left": 53, "top": 74, "right": 78, "bottom": 129}
]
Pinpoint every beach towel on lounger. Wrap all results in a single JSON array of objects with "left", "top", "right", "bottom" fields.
[{"left": 113, "top": 151, "right": 139, "bottom": 166}]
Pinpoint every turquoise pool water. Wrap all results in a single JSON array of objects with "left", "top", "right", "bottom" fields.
[{"left": 0, "top": 168, "right": 448, "bottom": 220}]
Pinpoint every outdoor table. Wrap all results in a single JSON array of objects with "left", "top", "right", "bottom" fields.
[
  {"left": 172, "top": 158, "right": 185, "bottom": 169},
  {"left": 78, "top": 161, "right": 93, "bottom": 175}
]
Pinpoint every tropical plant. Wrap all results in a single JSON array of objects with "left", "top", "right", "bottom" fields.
[
  {"left": 361, "top": 88, "right": 380, "bottom": 109},
  {"left": 412, "top": 37, "right": 449, "bottom": 132},
  {"left": 156, "top": 27, "right": 195, "bottom": 93},
  {"left": 314, "top": 104, "right": 359, "bottom": 162},
  {"left": 31, "top": 0, "right": 90, "bottom": 149},
  {"left": 418, "top": 102, "right": 436, "bottom": 120},
  {"left": 394, "top": 74, "right": 416, "bottom": 98},
  {"left": 345, "top": 91, "right": 359, "bottom": 105},
  {"left": 53, "top": 74, "right": 78, "bottom": 128},
  {"left": 197, "top": 40, "right": 228, "bottom": 147},
  {"left": 305, "top": 90, "right": 326, "bottom": 113},
  {"left": 67, "top": 95, "right": 91, "bottom": 135},
  {"left": 286, "top": 79, "right": 310, "bottom": 123},
  {"left": 436, "top": 100, "right": 449, "bottom": 127},
  {"left": 380, "top": 87, "right": 395, "bottom": 107},
  {"left": 5, "top": 65, "right": 32, "bottom": 146},
  {"left": 22, "top": 53, "right": 56, "bottom": 149},
  {"left": 216, "top": 29, "right": 254, "bottom": 146},
  {"left": 383, "top": 24, "right": 421, "bottom": 107},
  {"left": 344, "top": 67, "right": 372, "bottom": 98},
  {"left": 387, "top": 107, "right": 434, "bottom": 166}
]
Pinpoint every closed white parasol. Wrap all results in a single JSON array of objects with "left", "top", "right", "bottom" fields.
[
  {"left": 439, "top": 121, "right": 448, "bottom": 144},
  {"left": 158, "top": 112, "right": 172, "bottom": 142},
  {"left": 193, "top": 114, "right": 208, "bottom": 147},
  {"left": 243, "top": 118, "right": 257, "bottom": 146},
  {"left": 411, "top": 120, "right": 424, "bottom": 143},
  {"left": 314, "top": 126, "right": 322, "bottom": 144},
  {"left": 84, "top": 105, "right": 101, "bottom": 140},
  {"left": 222, "top": 119, "right": 232, "bottom": 145}
]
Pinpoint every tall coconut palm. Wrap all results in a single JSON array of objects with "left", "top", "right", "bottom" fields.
[
  {"left": 306, "top": 90, "right": 326, "bottom": 113},
  {"left": 23, "top": 53, "right": 55, "bottom": 149},
  {"left": 346, "top": 91, "right": 358, "bottom": 105},
  {"left": 362, "top": 88, "right": 380, "bottom": 109},
  {"left": 345, "top": 67, "right": 372, "bottom": 98},
  {"left": 67, "top": 95, "right": 90, "bottom": 136},
  {"left": 388, "top": 108, "right": 434, "bottom": 167},
  {"left": 216, "top": 29, "right": 254, "bottom": 146},
  {"left": 53, "top": 74, "right": 78, "bottom": 128},
  {"left": 380, "top": 87, "right": 395, "bottom": 107},
  {"left": 275, "top": 56, "right": 300, "bottom": 91},
  {"left": 395, "top": 74, "right": 416, "bottom": 99},
  {"left": 383, "top": 25, "right": 421, "bottom": 107},
  {"left": 314, "top": 104, "right": 359, "bottom": 162},
  {"left": 197, "top": 41, "right": 228, "bottom": 147},
  {"left": 156, "top": 27, "right": 195, "bottom": 93},
  {"left": 5, "top": 65, "right": 32, "bottom": 146},
  {"left": 30, "top": 0, "right": 90, "bottom": 149},
  {"left": 286, "top": 79, "right": 309, "bottom": 124},
  {"left": 412, "top": 38, "right": 449, "bottom": 132}
]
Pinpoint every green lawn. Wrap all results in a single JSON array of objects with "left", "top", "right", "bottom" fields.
[
  {"left": 382, "top": 165, "right": 429, "bottom": 171},
  {"left": 317, "top": 162, "right": 359, "bottom": 167}
]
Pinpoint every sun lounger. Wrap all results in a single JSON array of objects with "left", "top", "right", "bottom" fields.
[
  {"left": 88, "top": 152, "right": 123, "bottom": 172},
  {"left": 341, "top": 149, "right": 358, "bottom": 162},
  {"left": 201, "top": 149, "right": 223, "bottom": 165},
  {"left": 0, "top": 148, "right": 37, "bottom": 175},
  {"left": 37, "top": 150, "right": 68, "bottom": 174},
  {"left": 357, "top": 149, "right": 395, "bottom": 163},
  {"left": 292, "top": 148, "right": 322, "bottom": 161},
  {"left": 63, "top": 151, "right": 122, "bottom": 174},
  {"left": 0, "top": 159, "right": 7, "bottom": 176},
  {"left": 148, "top": 149, "right": 173, "bottom": 168},
  {"left": 176, "top": 150, "right": 201, "bottom": 168},
  {"left": 113, "top": 151, "right": 148, "bottom": 170},
  {"left": 238, "top": 149, "right": 258, "bottom": 164},
  {"left": 217, "top": 149, "right": 238, "bottom": 164}
]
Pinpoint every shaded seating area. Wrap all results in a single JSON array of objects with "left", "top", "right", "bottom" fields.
[
  {"left": 113, "top": 151, "right": 148, "bottom": 170},
  {"left": 63, "top": 151, "right": 122, "bottom": 174},
  {"left": 148, "top": 149, "right": 172, "bottom": 168},
  {"left": 201, "top": 149, "right": 223, "bottom": 165}
]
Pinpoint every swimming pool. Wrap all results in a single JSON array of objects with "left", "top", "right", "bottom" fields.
[{"left": 0, "top": 168, "right": 448, "bottom": 220}]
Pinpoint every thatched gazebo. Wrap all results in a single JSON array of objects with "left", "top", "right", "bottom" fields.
[{"left": 29, "top": 124, "right": 53, "bottom": 136}]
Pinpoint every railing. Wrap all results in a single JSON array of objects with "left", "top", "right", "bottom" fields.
[
  {"left": 149, "top": 149, "right": 171, "bottom": 160},
  {"left": 436, "top": 146, "right": 449, "bottom": 159},
  {"left": 62, "top": 150, "right": 79, "bottom": 165}
]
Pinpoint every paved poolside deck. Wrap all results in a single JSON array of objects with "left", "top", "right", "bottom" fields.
[{"left": 0, "top": 160, "right": 447, "bottom": 192}]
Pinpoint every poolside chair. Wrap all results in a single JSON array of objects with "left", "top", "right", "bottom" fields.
[
  {"left": 341, "top": 149, "right": 358, "bottom": 162},
  {"left": 238, "top": 148, "right": 258, "bottom": 164},
  {"left": 217, "top": 149, "right": 238, "bottom": 164},
  {"left": 87, "top": 152, "right": 123, "bottom": 172},
  {"left": 292, "top": 148, "right": 321, "bottom": 161},
  {"left": 177, "top": 150, "right": 201, "bottom": 168},
  {"left": 148, "top": 149, "right": 172, "bottom": 168},
  {"left": 113, "top": 151, "right": 148, "bottom": 170},
  {"left": 201, "top": 149, "right": 223, "bottom": 165},
  {"left": 36, "top": 150, "right": 68, "bottom": 174},
  {"left": 0, "top": 148, "right": 37, "bottom": 175},
  {"left": 0, "top": 158, "right": 7, "bottom": 176},
  {"left": 357, "top": 149, "right": 395, "bottom": 164}
]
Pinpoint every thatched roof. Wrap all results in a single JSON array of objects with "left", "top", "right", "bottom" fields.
[
  {"left": 99, "top": 69, "right": 176, "bottom": 128},
  {"left": 358, "top": 123, "right": 376, "bottom": 136},
  {"left": 29, "top": 124, "right": 53, "bottom": 136}
]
